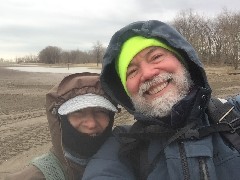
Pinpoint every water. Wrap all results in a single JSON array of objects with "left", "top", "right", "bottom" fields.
[{"left": 6, "top": 65, "right": 101, "bottom": 74}]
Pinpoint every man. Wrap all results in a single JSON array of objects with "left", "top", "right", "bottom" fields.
[
  {"left": 83, "top": 20, "right": 240, "bottom": 180},
  {"left": 5, "top": 73, "right": 119, "bottom": 180}
]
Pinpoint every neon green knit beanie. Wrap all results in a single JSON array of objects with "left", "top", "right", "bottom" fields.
[{"left": 115, "top": 36, "right": 185, "bottom": 94}]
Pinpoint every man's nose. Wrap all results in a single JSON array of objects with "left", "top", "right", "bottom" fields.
[{"left": 140, "top": 62, "right": 159, "bottom": 82}]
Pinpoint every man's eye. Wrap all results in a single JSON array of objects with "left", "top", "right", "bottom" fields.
[
  {"left": 151, "top": 54, "right": 162, "bottom": 62},
  {"left": 127, "top": 68, "right": 137, "bottom": 78}
]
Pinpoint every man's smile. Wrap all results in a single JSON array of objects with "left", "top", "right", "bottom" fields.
[
  {"left": 148, "top": 81, "right": 168, "bottom": 95},
  {"left": 144, "top": 78, "right": 172, "bottom": 96}
]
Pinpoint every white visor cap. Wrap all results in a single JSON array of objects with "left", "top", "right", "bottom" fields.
[{"left": 58, "top": 93, "right": 118, "bottom": 115}]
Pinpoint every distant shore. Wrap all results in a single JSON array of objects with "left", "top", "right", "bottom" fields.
[{"left": 1, "top": 63, "right": 102, "bottom": 73}]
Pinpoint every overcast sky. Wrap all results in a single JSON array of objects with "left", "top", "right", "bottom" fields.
[{"left": 1, "top": 0, "right": 240, "bottom": 60}]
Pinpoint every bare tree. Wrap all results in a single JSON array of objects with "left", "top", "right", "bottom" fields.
[
  {"left": 16, "top": 55, "right": 39, "bottom": 63},
  {"left": 172, "top": 9, "right": 240, "bottom": 69},
  {"left": 92, "top": 41, "right": 105, "bottom": 66},
  {"left": 38, "top": 46, "right": 62, "bottom": 64},
  {"left": 69, "top": 50, "right": 89, "bottom": 64},
  {"left": 211, "top": 9, "right": 240, "bottom": 69},
  {"left": 172, "top": 9, "right": 211, "bottom": 63},
  {"left": 60, "top": 51, "right": 71, "bottom": 64}
]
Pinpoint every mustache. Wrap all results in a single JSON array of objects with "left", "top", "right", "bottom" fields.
[{"left": 138, "top": 73, "right": 173, "bottom": 95}]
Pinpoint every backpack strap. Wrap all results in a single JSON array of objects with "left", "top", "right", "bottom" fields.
[
  {"left": 179, "top": 98, "right": 240, "bottom": 142},
  {"left": 114, "top": 124, "right": 176, "bottom": 142},
  {"left": 31, "top": 152, "right": 66, "bottom": 180},
  {"left": 206, "top": 97, "right": 240, "bottom": 152},
  {"left": 208, "top": 98, "right": 238, "bottom": 123}
]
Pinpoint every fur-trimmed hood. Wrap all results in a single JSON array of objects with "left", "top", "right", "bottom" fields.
[{"left": 45, "top": 72, "right": 117, "bottom": 179}]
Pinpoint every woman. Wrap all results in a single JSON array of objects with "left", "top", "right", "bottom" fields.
[{"left": 5, "top": 72, "right": 118, "bottom": 180}]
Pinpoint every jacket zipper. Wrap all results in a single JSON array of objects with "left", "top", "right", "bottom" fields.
[
  {"left": 198, "top": 157, "right": 210, "bottom": 180},
  {"left": 178, "top": 141, "right": 190, "bottom": 180}
]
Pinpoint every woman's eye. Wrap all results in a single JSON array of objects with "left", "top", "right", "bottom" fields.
[
  {"left": 68, "top": 113, "right": 83, "bottom": 119},
  {"left": 94, "top": 109, "right": 108, "bottom": 115},
  {"left": 95, "top": 110, "right": 104, "bottom": 114}
]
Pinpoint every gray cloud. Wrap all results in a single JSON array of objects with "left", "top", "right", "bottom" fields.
[{"left": 1, "top": 0, "right": 240, "bottom": 59}]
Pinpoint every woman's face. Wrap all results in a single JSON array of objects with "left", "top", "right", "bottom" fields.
[{"left": 67, "top": 107, "right": 110, "bottom": 136}]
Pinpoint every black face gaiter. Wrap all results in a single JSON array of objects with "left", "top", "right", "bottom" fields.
[{"left": 60, "top": 114, "right": 114, "bottom": 158}]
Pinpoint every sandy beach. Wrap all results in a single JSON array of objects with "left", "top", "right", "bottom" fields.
[{"left": 0, "top": 64, "right": 239, "bottom": 179}]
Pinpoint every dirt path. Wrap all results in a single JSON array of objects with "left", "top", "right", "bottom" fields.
[{"left": 0, "top": 65, "right": 239, "bottom": 179}]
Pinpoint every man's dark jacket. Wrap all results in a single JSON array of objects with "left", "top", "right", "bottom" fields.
[{"left": 83, "top": 20, "right": 240, "bottom": 180}]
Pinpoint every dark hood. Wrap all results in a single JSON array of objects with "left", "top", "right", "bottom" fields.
[{"left": 100, "top": 20, "right": 211, "bottom": 114}]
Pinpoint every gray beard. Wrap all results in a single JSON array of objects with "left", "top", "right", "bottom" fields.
[{"left": 130, "top": 68, "right": 193, "bottom": 118}]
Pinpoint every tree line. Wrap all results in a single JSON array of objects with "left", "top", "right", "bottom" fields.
[
  {"left": 16, "top": 41, "right": 105, "bottom": 66},
  {"left": 172, "top": 9, "right": 240, "bottom": 69},
  {"left": 16, "top": 9, "right": 239, "bottom": 69}
]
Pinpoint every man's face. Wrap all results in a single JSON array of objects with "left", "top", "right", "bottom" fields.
[{"left": 126, "top": 46, "right": 193, "bottom": 117}]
